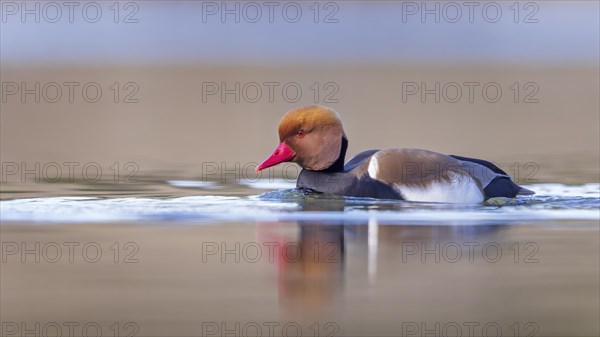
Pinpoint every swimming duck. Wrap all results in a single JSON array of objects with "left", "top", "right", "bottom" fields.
[{"left": 256, "top": 105, "right": 534, "bottom": 203}]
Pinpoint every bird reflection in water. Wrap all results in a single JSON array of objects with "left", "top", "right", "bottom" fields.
[
  {"left": 275, "top": 198, "right": 346, "bottom": 315},
  {"left": 260, "top": 196, "right": 508, "bottom": 316}
]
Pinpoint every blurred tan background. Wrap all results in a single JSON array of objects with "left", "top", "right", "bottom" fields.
[{"left": 1, "top": 1, "right": 598, "bottom": 183}]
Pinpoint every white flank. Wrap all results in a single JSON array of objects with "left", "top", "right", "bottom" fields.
[
  {"left": 397, "top": 172, "right": 484, "bottom": 203},
  {"left": 367, "top": 156, "right": 379, "bottom": 178}
]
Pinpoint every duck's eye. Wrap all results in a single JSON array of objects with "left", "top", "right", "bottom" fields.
[{"left": 297, "top": 129, "right": 305, "bottom": 137}]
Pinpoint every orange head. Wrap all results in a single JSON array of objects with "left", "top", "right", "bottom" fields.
[{"left": 257, "top": 105, "right": 346, "bottom": 172}]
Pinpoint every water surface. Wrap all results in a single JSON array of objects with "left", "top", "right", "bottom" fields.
[{"left": 1, "top": 179, "right": 598, "bottom": 336}]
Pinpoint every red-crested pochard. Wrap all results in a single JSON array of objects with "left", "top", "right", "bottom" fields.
[{"left": 256, "top": 105, "right": 534, "bottom": 203}]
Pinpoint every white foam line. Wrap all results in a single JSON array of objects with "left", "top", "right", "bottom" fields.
[
  {"left": 167, "top": 180, "right": 223, "bottom": 189},
  {"left": 523, "top": 183, "right": 600, "bottom": 197},
  {"left": 2, "top": 205, "right": 598, "bottom": 224},
  {"left": 1, "top": 184, "right": 599, "bottom": 224}
]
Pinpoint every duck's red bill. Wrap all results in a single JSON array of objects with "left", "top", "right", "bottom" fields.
[{"left": 256, "top": 142, "right": 295, "bottom": 172}]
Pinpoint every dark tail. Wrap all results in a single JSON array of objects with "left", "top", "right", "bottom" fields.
[
  {"left": 517, "top": 186, "right": 535, "bottom": 196},
  {"left": 483, "top": 177, "right": 534, "bottom": 199},
  {"left": 450, "top": 155, "right": 535, "bottom": 199}
]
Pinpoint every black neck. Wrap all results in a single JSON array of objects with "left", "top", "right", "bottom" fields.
[{"left": 320, "top": 137, "right": 348, "bottom": 173}]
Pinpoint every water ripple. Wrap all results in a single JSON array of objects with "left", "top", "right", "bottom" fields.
[{"left": 1, "top": 184, "right": 598, "bottom": 225}]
